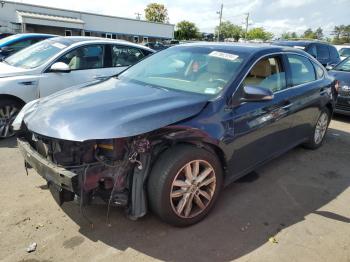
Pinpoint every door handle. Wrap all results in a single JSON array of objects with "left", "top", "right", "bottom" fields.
[{"left": 19, "top": 81, "right": 37, "bottom": 86}]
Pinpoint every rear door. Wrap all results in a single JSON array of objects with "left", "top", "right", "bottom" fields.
[
  {"left": 227, "top": 55, "right": 296, "bottom": 177},
  {"left": 284, "top": 53, "right": 327, "bottom": 142},
  {"left": 38, "top": 44, "right": 107, "bottom": 97}
]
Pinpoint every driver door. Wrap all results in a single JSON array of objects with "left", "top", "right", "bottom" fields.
[
  {"left": 226, "top": 55, "right": 296, "bottom": 178},
  {"left": 38, "top": 44, "right": 107, "bottom": 98}
]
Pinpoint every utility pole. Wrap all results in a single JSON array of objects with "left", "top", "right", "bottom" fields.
[
  {"left": 135, "top": 12, "right": 141, "bottom": 20},
  {"left": 216, "top": 3, "right": 223, "bottom": 42},
  {"left": 244, "top": 12, "right": 249, "bottom": 41}
]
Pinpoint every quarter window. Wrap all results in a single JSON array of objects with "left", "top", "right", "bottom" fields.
[
  {"left": 111, "top": 45, "right": 145, "bottom": 67},
  {"left": 243, "top": 57, "right": 286, "bottom": 93},
  {"left": 57, "top": 45, "right": 105, "bottom": 70},
  {"left": 287, "top": 54, "right": 316, "bottom": 86},
  {"left": 313, "top": 62, "right": 324, "bottom": 79}
]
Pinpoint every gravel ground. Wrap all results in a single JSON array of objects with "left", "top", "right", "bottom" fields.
[{"left": 0, "top": 115, "right": 349, "bottom": 262}]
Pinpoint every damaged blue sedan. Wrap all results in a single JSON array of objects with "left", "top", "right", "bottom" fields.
[{"left": 14, "top": 43, "right": 336, "bottom": 226}]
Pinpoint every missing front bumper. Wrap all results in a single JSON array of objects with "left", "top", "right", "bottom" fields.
[{"left": 17, "top": 139, "right": 77, "bottom": 193}]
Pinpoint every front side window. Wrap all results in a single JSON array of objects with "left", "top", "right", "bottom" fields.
[
  {"left": 243, "top": 56, "right": 286, "bottom": 93},
  {"left": 313, "top": 62, "right": 324, "bottom": 79},
  {"left": 317, "top": 45, "right": 330, "bottom": 60},
  {"left": 119, "top": 47, "right": 248, "bottom": 96},
  {"left": 4, "top": 39, "right": 72, "bottom": 69},
  {"left": 287, "top": 54, "right": 316, "bottom": 86},
  {"left": 111, "top": 45, "right": 145, "bottom": 67},
  {"left": 57, "top": 45, "right": 104, "bottom": 70},
  {"left": 333, "top": 57, "right": 350, "bottom": 72}
]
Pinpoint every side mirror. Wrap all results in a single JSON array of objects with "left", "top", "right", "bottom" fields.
[
  {"left": 50, "top": 62, "right": 71, "bottom": 73},
  {"left": 325, "top": 64, "right": 333, "bottom": 71},
  {"left": 241, "top": 85, "right": 274, "bottom": 102}
]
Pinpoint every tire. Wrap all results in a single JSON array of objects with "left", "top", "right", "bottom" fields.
[
  {"left": 147, "top": 144, "right": 223, "bottom": 227},
  {"left": 303, "top": 108, "right": 330, "bottom": 150},
  {"left": 0, "top": 98, "right": 23, "bottom": 139}
]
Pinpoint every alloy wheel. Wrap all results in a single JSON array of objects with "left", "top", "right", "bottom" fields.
[
  {"left": 314, "top": 112, "right": 329, "bottom": 145},
  {"left": 0, "top": 105, "right": 19, "bottom": 138},
  {"left": 170, "top": 160, "right": 216, "bottom": 219}
]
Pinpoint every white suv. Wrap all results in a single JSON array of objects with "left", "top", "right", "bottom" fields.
[{"left": 0, "top": 36, "right": 154, "bottom": 137}]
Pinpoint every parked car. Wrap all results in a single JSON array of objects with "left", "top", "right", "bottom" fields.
[
  {"left": 0, "top": 36, "right": 154, "bottom": 138},
  {"left": 144, "top": 42, "right": 168, "bottom": 51},
  {"left": 335, "top": 45, "right": 350, "bottom": 60},
  {"left": 273, "top": 40, "right": 341, "bottom": 67},
  {"left": 0, "top": 33, "right": 13, "bottom": 40},
  {"left": 14, "top": 43, "right": 335, "bottom": 227},
  {"left": 328, "top": 57, "right": 350, "bottom": 115},
  {"left": 0, "top": 33, "right": 55, "bottom": 60}
]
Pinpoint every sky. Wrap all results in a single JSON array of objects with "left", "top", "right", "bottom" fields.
[{"left": 13, "top": 0, "right": 350, "bottom": 37}]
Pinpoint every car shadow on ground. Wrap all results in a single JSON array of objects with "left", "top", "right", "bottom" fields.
[
  {"left": 333, "top": 113, "right": 350, "bottom": 123},
  {"left": 0, "top": 137, "right": 17, "bottom": 148},
  {"left": 56, "top": 127, "right": 350, "bottom": 261}
]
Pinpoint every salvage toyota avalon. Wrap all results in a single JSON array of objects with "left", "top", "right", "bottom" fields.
[{"left": 14, "top": 43, "right": 335, "bottom": 226}]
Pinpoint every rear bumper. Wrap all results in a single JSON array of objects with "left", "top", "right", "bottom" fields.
[{"left": 17, "top": 139, "right": 77, "bottom": 192}]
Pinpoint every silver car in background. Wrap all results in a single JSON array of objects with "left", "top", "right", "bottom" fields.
[{"left": 0, "top": 37, "right": 154, "bottom": 138}]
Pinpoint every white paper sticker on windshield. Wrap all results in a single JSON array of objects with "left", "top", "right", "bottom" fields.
[
  {"left": 293, "top": 45, "right": 306, "bottom": 50},
  {"left": 209, "top": 51, "right": 239, "bottom": 61},
  {"left": 204, "top": 88, "right": 217, "bottom": 94},
  {"left": 52, "top": 43, "right": 67, "bottom": 49}
]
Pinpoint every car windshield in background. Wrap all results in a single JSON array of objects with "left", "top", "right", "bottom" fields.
[
  {"left": 334, "top": 57, "right": 350, "bottom": 72},
  {"left": 339, "top": 48, "right": 350, "bottom": 57},
  {"left": 4, "top": 38, "right": 71, "bottom": 69},
  {"left": 119, "top": 46, "right": 247, "bottom": 96}
]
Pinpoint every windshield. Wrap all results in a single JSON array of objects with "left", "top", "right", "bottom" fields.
[
  {"left": 119, "top": 46, "right": 247, "bottom": 96},
  {"left": 334, "top": 57, "right": 350, "bottom": 72},
  {"left": 339, "top": 48, "right": 350, "bottom": 57},
  {"left": 4, "top": 38, "right": 70, "bottom": 69}
]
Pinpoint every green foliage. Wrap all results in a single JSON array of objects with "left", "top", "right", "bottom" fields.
[
  {"left": 144, "top": 3, "right": 169, "bottom": 23},
  {"left": 175, "top": 21, "right": 200, "bottom": 40},
  {"left": 332, "top": 25, "right": 350, "bottom": 44},
  {"left": 247, "top": 27, "right": 274, "bottom": 41},
  {"left": 215, "top": 21, "right": 243, "bottom": 41},
  {"left": 303, "top": 28, "right": 316, "bottom": 39},
  {"left": 281, "top": 32, "right": 298, "bottom": 39}
]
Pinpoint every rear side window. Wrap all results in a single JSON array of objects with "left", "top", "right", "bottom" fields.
[
  {"left": 317, "top": 45, "right": 330, "bottom": 60},
  {"left": 287, "top": 54, "right": 316, "bottom": 86}
]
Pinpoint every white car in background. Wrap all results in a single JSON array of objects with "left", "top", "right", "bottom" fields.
[
  {"left": 335, "top": 45, "right": 350, "bottom": 60},
  {"left": 0, "top": 37, "right": 154, "bottom": 138}
]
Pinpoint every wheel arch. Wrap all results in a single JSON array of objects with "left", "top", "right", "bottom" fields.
[{"left": 0, "top": 94, "right": 26, "bottom": 107}]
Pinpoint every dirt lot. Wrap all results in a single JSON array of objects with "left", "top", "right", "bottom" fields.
[{"left": 0, "top": 115, "right": 350, "bottom": 262}]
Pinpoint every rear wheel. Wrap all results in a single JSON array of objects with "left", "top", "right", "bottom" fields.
[
  {"left": 303, "top": 108, "right": 330, "bottom": 149},
  {"left": 147, "top": 145, "right": 223, "bottom": 227},
  {"left": 0, "top": 99, "right": 23, "bottom": 138}
]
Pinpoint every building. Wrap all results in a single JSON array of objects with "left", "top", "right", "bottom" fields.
[{"left": 0, "top": 1, "right": 174, "bottom": 43}]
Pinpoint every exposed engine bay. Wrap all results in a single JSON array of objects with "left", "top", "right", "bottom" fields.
[{"left": 17, "top": 126, "right": 167, "bottom": 224}]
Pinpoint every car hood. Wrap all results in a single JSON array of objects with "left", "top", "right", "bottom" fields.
[
  {"left": 0, "top": 61, "right": 30, "bottom": 78},
  {"left": 329, "top": 70, "right": 350, "bottom": 84},
  {"left": 22, "top": 78, "right": 210, "bottom": 141}
]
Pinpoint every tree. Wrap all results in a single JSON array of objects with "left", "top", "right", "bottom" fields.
[
  {"left": 144, "top": 3, "right": 169, "bottom": 23},
  {"left": 246, "top": 27, "right": 274, "bottom": 41},
  {"left": 303, "top": 28, "right": 316, "bottom": 39},
  {"left": 215, "top": 21, "right": 243, "bottom": 41},
  {"left": 315, "top": 27, "right": 323, "bottom": 40},
  {"left": 175, "top": 21, "right": 199, "bottom": 40}
]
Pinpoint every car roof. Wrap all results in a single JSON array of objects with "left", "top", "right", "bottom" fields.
[
  {"left": 49, "top": 36, "right": 155, "bottom": 52},
  {"left": 273, "top": 40, "right": 333, "bottom": 47},
  {"left": 171, "top": 42, "right": 308, "bottom": 55}
]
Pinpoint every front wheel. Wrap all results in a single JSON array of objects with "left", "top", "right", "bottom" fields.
[
  {"left": 0, "top": 99, "right": 22, "bottom": 138},
  {"left": 147, "top": 145, "right": 223, "bottom": 227},
  {"left": 303, "top": 108, "right": 330, "bottom": 149}
]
